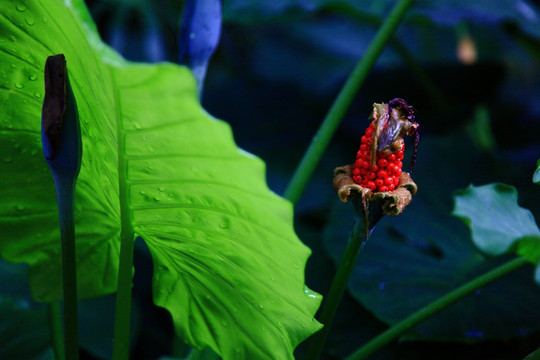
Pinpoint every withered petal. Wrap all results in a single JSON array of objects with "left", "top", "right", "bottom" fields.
[{"left": 332, "top": 164, "right": 417, "bottom": 216}]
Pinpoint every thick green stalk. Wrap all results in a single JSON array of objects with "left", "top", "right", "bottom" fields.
[
  {"left": 112, "top": 85, "right": 136, "bottom": 360},
  {"left": 56, "top": 177, "right": 79, "bottom": 360},
  {"left": 47, "top": 302, "right": 65, "bottom": 360},
  {"left": 346, "top": 257, "right": 529, "bottom": 360},
  {"left": 283, "top": 0, "right": 415, "bottom": 205},
  {"left": 304, "top": 219, "right": 368, "bottom": 360},
  {"left": 111, "top": 227, "right": 135, "bottom": 360}
]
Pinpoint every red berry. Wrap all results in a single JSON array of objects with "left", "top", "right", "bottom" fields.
[
  {"left": 387, "top": 153, "right": 396, "bottom": 162},
  {"left": 388, "top": 183, "right": 395, "bottom": 191},
  {"left": 353, "top": 167, "right": 361, "bottom": 176},
  {"left": 393, "top": 176, "right": 400, "bottom": 186},
  {"left": 384, "top": 177, "right": 394, "bottom": 186},
  {"left": 378, "top": 185, "right": 388, "bottom": 192},
  {"left": 353, "top": 175, "right": 361, "bottom": 183},
  {"left": 377, "top": 169, "right": 388, "bottom": 178},
  {"left": 395, "top": 168, "right": 402, "bottom": 177},
  {"left": 355, "top": 159, "right": 362, "bottom": 167},
  {"left": 375, "top": 178, "right": 384, "bottom": 187},
  {"left": 365, "top": 127, "right": 374, "bottom": 136},
  {"left": 368, "top": 172, "right": 376, "bottom": 180},
  {"left": 361, "top": 135, "right": 370, "bottom": 144},
  {"left": 377, "top": 158, "right": 388, "bottom": 168},
  {"left": 366, "top": 181, "right": 376, "bottom": 191}
]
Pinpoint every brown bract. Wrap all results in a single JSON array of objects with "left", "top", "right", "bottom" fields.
[{"left": 333, "top": 164, "right": 417, "bottom": 216}]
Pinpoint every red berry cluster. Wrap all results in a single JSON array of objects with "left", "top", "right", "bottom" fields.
[{"left": 352, "top": 122, "right": 404, "bottom": 192}]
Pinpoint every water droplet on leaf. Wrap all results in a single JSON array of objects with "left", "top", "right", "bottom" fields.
[
  {"left": 28, "top": 75, "right": 37, "bottom": 81},
  {"left": 16, "top": 4, "right": 26, "bottom": 12},
  {"left": 25, "top": 17, "right": 34, "bottom": 26}
]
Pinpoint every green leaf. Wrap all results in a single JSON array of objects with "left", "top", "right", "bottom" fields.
[
  {"left": 515, "top": 235, "right": 540, "bottom": 264},
  {"left": 0, "top": 1, "right": 321, "bottom": 358},
  {"left": 534, "top": 159, "right": 540, "bottom": 185},
  {"left": 453, "top": 183, "right": 540, "bottom": 256}
]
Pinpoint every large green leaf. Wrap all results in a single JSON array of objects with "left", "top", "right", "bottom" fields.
[{"left": 0, "top": 1, "right": 321, "bottom": 358}]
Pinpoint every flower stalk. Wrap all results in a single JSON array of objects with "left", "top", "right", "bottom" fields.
[{"left": 41, "top": 54, "right": 82, "bottom": 360}]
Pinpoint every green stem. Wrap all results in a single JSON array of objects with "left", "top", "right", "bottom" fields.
[
  {"left": 304, "top": 219, "right": 368, "bottom": 360},
  {"left": 346, "top": 256, "right": 529, "bottom": 360},
  {"left": 283, "top": 0, "right": 415, "bottom": 205},
  {"left": 112, "top": 89, "right": 136, "bottom": 360},
  {"left": 112, "top": 229, "right": 135, "bottom": 360},
  {"left": 47, "top": 302, "right": 65, "bottom": 360},
  {"left": 55, "top": 177, "right": 79, "bottom": 360}
]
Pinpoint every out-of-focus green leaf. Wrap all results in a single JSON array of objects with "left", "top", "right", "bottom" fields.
[
  {"left": 453, "top": 183, "right": 540, "bottom": 256},
  {"left": 534, "top": 160, "right": 540, "bottom": 184},
  {"left": 515, "top": 235, "right": 540, "bottom": 264}
]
